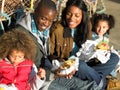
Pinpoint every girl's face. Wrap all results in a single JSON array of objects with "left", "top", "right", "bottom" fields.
[
  {"left": 8, "top": 50, "right": 25, "bottom": 66},
  {"left": 66, "top": 5, "right": 82, "bottom": 29},
  {"left": 95, "top": 20, "right": 109, "bottom": 37}
]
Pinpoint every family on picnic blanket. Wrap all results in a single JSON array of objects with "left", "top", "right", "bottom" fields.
[{"left": 0, "top": 0, "right": 120, "bottom": 90}]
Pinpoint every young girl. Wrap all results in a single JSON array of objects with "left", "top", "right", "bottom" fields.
[
  {"left": 91, "top": 13, "right": 114, "bottom": 43},
  {"left": 91, "top": 13, "right": 120, "bottom": 77},
  {"left": 0, "top": 30, "right": 46, "bottom": 90},
  {"left": 76, "top": 13, "right": 115, "bottom": 64},
  {"left": 75, "top": 13, "right": 119, "bottom": 89}
]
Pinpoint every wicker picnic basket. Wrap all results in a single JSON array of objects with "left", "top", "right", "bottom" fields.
[
  {"left": 83, "top": 0, "right": 106, "bottom": 17},
  {"left": 107, "top": 76, "right": 120, "bottom": 90},
  {"left": 0, "top": 0, "right": 37, "bottom": 30}
]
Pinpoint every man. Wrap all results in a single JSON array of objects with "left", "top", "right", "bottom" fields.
[
  {"left": 16, "top": 0, "right": 57, "bottom": 68},
  {"left": 15, "top": 0, "right": 57, "bottom": 88}
]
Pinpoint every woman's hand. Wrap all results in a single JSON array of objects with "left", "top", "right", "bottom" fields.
[
  {"left": 54, "top": 67, "right": 67, "bottom": 78},
  {"left": 37, "top": 68, "right": 46, "bottom": 79},
  {"left": 54, "top": 67, "right": 77, "bottom": 79},
  {"left": 65, "top": 68, "right": 77, "bottom": 79}
]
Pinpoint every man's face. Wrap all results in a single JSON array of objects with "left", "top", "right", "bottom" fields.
[{"left": 34, "top": 7, "right": 56, "bottom": 31}]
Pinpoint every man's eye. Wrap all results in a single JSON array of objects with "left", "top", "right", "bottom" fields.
[{"left": 41, "top": 17, "right": 46, "bottom": 21}]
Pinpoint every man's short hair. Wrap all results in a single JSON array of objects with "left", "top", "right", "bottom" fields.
[{"left": 35, "top": 0, "right": 57, "bottom": 11}]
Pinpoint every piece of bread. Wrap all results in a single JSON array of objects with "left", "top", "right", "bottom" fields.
[{"left": 61, "top": 59, "right": 75, "bottom": 69}]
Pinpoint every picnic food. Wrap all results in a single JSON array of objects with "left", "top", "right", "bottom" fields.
[
  {"left": 0, "top": 87, "right": 5, "bottom": 90},
  {"left": 61, "top": 59, "right": 75, "bottom": 69},
  {"left": 95, "top": 41, "right": 109, "bottom": 50}
]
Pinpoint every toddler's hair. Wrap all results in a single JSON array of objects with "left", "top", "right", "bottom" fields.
[{"left": 0, "top": 29, "right": 36, "bottom": 60}]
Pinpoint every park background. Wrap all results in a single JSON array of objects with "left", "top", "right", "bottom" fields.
[{"left": 104, "top": 0, "right": 120, "bottom": 50}]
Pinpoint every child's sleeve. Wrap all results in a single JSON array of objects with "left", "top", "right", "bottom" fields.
[{"left": 29, "top": 64, "right": 45, "bottom": 90}]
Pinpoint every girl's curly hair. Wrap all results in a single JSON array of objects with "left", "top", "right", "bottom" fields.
[{"left": 0, "top": 29, "right": 36, "bottom": 60}]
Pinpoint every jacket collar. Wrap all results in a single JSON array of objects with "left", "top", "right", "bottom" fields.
[{"left": 63, "top": 27, "right": 72, "bottom": 38}]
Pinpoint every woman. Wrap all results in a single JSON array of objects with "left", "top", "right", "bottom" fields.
[
  {"left": 49, "top": 0, "right": 92, "bottom": 82},
  {"left": 50, "top": 0, "right": 91, "bottom": 60},
  {"left": 50, "top": 0, "right": 119, "bottom": 89}
]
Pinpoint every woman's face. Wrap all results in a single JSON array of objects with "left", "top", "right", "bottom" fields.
[
  {"left": 34, "top": 7, "right": 56, "bottom": 31},
  {"left": 95, "top": 20, "right": 109, "bottom": 37},
  {"left": 66, "top": 5, "right": 82, "bottom": 29},
  {"left": 8, "top": 50, "right": 25, "bottom": 66}
]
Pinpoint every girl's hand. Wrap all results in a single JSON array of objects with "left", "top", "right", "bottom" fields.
[{"left": 37, "top": 68, "right": 46, "bottom": 79}]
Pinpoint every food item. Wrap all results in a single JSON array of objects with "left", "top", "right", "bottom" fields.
[
  {"left": 0, "top": 87, "right": 5, "bottom": 90},
  {"left": 95, "top": 41, "right": 109, "bottom": 50},
  {"left": 61, "top": 59, "right": 75, "bottom": 69}
]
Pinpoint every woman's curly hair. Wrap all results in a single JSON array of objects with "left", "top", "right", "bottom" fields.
[{"left": 0, "top": 29, "right": 36, "bottom": 60}]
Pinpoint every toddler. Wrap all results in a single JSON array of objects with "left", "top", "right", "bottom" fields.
[{"left": 0, "top": 29, "right": 45, "bottom": 90}]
